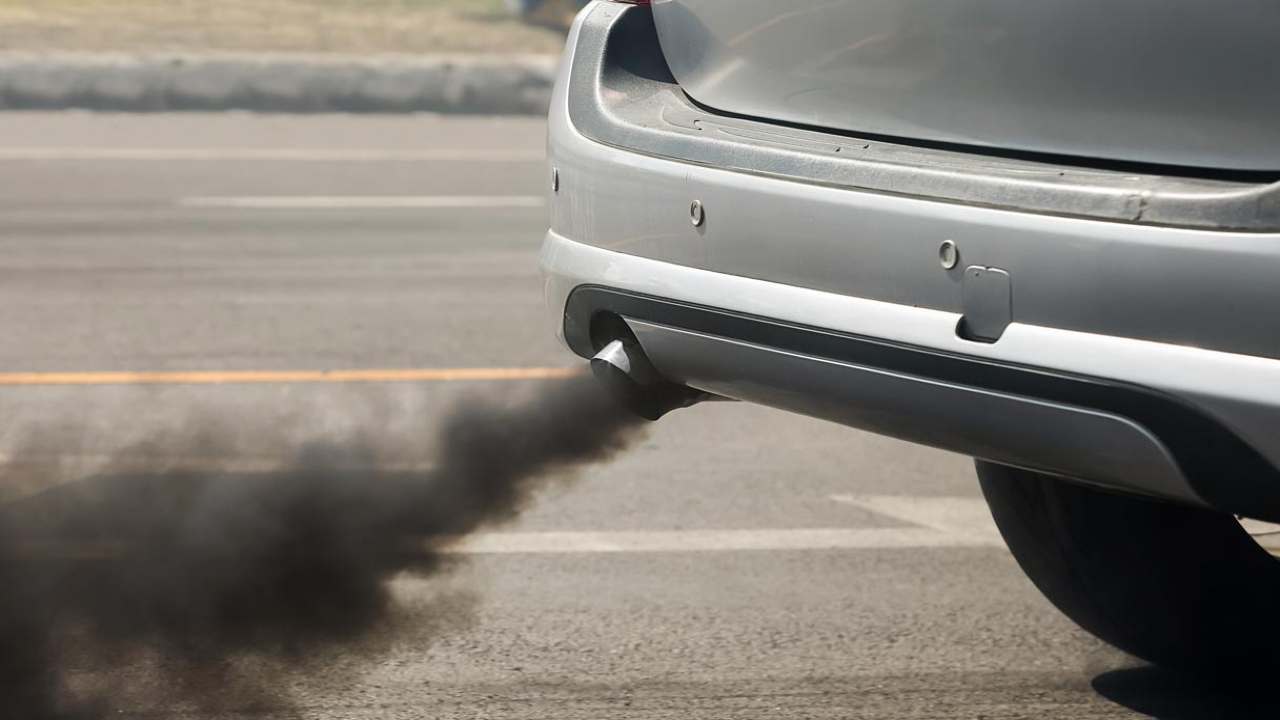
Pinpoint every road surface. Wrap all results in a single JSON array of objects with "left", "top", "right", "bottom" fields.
[{"left": 0, "top": 112, "right": 1251, "bottom": 718}]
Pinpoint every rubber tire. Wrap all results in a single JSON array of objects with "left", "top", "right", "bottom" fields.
[{"left": 977, "top": 460, "right": 1280, "bottom": 672}]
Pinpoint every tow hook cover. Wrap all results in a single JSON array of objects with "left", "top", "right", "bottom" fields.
[{"left": 958, "top": 266, "right": 1012, "bottom": 343}]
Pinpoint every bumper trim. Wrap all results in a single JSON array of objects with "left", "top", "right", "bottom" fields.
[{"left": 564, "top": 285, "right": 1280, "bottom": 519}]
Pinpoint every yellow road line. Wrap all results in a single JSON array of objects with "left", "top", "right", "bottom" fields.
[{"left": 0, "top": 367, "right": 582, "bottom": 387}]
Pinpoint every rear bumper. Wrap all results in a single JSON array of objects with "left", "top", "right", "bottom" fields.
[
  {"left": 542, "top": 3, "right": 1280, "bottom": 517},
  {"left": 544, "top": 235, "right": 1280, "bottom": 519}
]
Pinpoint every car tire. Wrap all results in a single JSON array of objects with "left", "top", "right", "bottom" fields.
[{"left": 976, "top": 460, "right": 1280, "bottom": 672}]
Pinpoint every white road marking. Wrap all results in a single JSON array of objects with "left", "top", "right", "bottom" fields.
[
  {"left": 7, "top": 496, "right": 1008, "bottom": 557},
  {"left": 0, "top": 147, "right": 543, "bottom": 162},
  {"left": 439, "top": 526, "right": 992, "bottom": 555},
  {"left": 830, "top": 494, "right": 1005, "bottom": 546},
  {"left": 16, "top": 528, "right": 986, "bottom": 560},
  {"left": 179, "top": 195, "right": 546, "bottom": 210}
]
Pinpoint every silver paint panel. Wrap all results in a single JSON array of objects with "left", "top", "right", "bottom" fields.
[
  {"left": 652, "top": 0, "right": 1280, "bottom": 171},
  {"left": 549, "top": 3, "right": 1280, "bottom": 360},
  {"left": 567, "top": 3, "right": 1280, "bottom": 232},
  {"left": 543, "top": 5, "right": 1280, "bottom": 497},
  {"left": 540, "top": 231, "right": 1280, "bottom": 476}
]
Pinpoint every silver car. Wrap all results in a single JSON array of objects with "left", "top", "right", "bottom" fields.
[{"left": 541, "top": 0, "right": 1280, "bottom": 670}]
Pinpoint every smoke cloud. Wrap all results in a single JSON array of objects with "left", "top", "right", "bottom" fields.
[{"left": 0, "top": 374, "right": 644, "bottom": 718}]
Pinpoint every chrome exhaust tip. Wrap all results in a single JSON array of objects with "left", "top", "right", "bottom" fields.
[{"left": 590, "top": 338, "right": 706, "bottom": 421}]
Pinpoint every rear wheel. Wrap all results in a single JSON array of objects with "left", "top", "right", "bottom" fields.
[{"left": 976, "top": 460, "right": 1280, "bottom": 672}]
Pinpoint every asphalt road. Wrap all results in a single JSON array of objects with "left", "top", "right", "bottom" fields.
[{"left": 0, "top": 113, "right": 1240, "bottom": 719}]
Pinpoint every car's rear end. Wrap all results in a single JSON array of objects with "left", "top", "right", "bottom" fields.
[{"left": 541, "top": 0, "right": 1280, "bottom": 670}]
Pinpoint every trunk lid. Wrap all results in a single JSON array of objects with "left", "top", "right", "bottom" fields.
[{"left": 651, "top": 0, "right": 1280, "bottom": 172}]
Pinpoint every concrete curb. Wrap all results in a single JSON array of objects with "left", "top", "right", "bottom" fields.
[{"left": 0, "top": 53, "right": 558, "bottom": 114}]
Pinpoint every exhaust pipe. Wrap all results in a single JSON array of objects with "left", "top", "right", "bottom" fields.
[{"left": 591, "top": 338, "right": 708, "bottom": 421}]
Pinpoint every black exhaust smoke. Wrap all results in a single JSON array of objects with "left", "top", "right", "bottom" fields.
[{"left": 0, "top": 373, "right": 646, "bottom": 718}]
